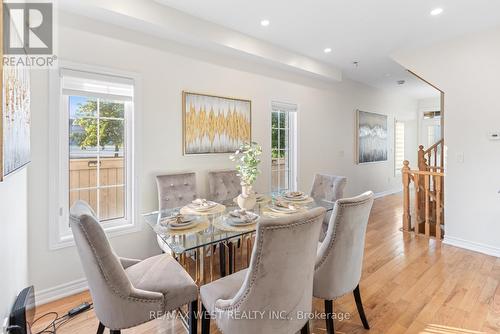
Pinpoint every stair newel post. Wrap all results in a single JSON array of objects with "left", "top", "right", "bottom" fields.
[
  {"left": 418, "top": 145, "right": 426, "bottom": 171},
  {"left": 414, "top": 173, "right": 420, "bottom": 233},
  {"left": 435, "top": 175, "right": 442, "bottom": 240},
  {"left": 424, "top": 174, "right": 430, "bottom": 237},
  {"left": 402, "top": 160, "right": 411, "bottom": 232}
]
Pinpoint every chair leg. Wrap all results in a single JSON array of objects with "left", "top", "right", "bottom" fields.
[
  {"left": 300, "top": 321, "right": 311, "bottom": 334},
  {"left": 201, "top": 304, "right": 211, "bottom": 334},
  {"left": 219, "top": 243, "right": 226, "bottom": 277},
  {"left": 324, "top": 299, "right": 335, "bottom": 334},
  {"left": 353, "top": 285, "right": 370, "bottom": 330},
  {"left": 189, "top": 300, "right": 198, "bottom": 334},
  {"left": 110, "top": 331, "right": 121, "bottom": 334},
  {"left": 96, "top": 322, "right": 105, "bottom": 334},
  {"left": 228, "top": 241, "right": 234, "bottom": 274}
]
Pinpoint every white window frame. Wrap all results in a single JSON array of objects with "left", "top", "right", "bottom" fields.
[
  {"left": 270, "top": 101, "right": 298, "bottom": 192},
  {"left": 394, "top": 120, "right": 405, "bottom": 175},
  {"left": 48, "top": 61, "right": 142, "bottom": 250}
]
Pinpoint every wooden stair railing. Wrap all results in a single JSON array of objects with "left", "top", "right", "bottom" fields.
[
  {"left": 418, "top": 139, "right": 444, "bottom": 172},
  {"left": 402, "top": 160, "right": 444, "bottom": 239}
]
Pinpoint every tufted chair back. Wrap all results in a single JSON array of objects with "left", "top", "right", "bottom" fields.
[
  {"left": 70, "top": 201, "right": 164, "bottom": 329},
  {"left": 208, "top": 170, "right": 241, "bottom": 204},
  {"left": 314, "top": 191, "right": 374, "bottom": 300},
  {"left": 213, "top": 207, "right": 326, "bottom": 334},
  {"left": 310, "top": 174, "right": 347, "bottom": 203},
  {"left": 156, "top": 173, "right": 197, "bottom": 210}
]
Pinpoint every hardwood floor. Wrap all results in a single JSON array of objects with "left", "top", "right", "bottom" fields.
[{"left": 32, "top": 194, "right": 500, "bottom": 333}]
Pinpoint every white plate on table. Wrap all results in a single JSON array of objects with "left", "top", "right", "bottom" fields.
[
  {"left": 283, "top": 191, "right": 308, "bottom": 201},
  {"left": 160, "top": 215, "right": 197, "bottom": 230},
  {"left": 227, "top": 211, "right": 260, "bottom": 226},
  {"left": 267, "top": 204, "right": 299, "bottom": 214},
  {"left": 187, "top": 201, "right": 218, "bottom": 212}
]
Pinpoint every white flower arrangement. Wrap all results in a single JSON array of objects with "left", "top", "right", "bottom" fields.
[{"left": 229, "top": 142, "right": 262, "bottom": 186}]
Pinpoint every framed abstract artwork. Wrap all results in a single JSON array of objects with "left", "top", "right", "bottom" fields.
[
  {"left": 356, "top": 110, "right": 388, "bottom": 164},
  {"left": 1, "top": 64, "right": 31, "bottom": 180},
  {"left": 182, "top": 91, "right": 251, "bottom": 155}
]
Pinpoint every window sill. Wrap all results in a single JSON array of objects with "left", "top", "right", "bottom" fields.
[{"left": 49, "top": 219, "right": 142, "bottom": 250}]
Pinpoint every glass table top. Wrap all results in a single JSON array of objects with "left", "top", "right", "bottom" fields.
[{"left": 142, "top": 192, "right": 335, "bottom": 255}]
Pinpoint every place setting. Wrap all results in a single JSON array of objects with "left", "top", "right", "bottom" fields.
[
  {"left": 213, "top": 209, "right": 260, "bottom": 232},
  {"left": 277, "top": 191, "right": 314, "bottom": 204},
  {"left": 157, "top": 213, "right": 210, "bottom": 235},
  {"left": 180, "top": 198, "right": 226, "bottom": 215},
  {"left": 261, "top": 191, "right": 312, "bottom": 217}
]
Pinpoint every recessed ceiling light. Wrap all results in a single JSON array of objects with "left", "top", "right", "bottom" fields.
[
  {"left": 260, "top": 19, "right": 270, "bottom": 27},
  {"left": 430, "top": 8, "right": 443, "bottom": 16},
  {"left": 323, "top": 48, "right": 332, "bottom": 53},
  {"left": 397, "top": 80, "right": 406, "bottom": 85}
]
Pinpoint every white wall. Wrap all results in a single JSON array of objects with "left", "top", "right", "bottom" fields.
[
  {"left": 394, "top": 26, "right": 500, "bottom": 257},
  {"left": 0, "top": 169, "right": 28, "bottom": 322},
  {"left": 28, "top": 13, "right": 418, "bottom": 298},
  {"left": 418, "top": 97, "right": 440, "bottom": 112}
]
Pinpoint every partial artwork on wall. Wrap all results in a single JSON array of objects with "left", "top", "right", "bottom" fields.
[
  {"left": 356, "top": 110, "right": 388, "bottom": 164},
  {"left": 183, "top": 92, "right": 251, "bottom": 155},
  {"left": 1, "top": 65, "right": 31, "bottom": 181}
]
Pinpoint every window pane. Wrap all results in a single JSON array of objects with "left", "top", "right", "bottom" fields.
[
  {"left": 279, "top": 111, "right": 288, "bottom": 128},
  {"left": 69, "top": 155, "right": 98, "bottom": 190},
  {"left": 279, "top": 129, "right": 286, "bottom": 149},
  {"left": 99, "top": 119, "right": 125, "bottom": 158},
  {"left": 70, "top": 96, "right": 96, "bottom": 118},
  {"left": 271, "top": 106, "right": 296, "bottom": 192},
  {"left": 281, "top": 149, "right": 290, "bottom": 170},
  {"left": 272, "top": 112, "right": 278, "bottom": 128},
  {"left": 99, "top": 186, "right": 125, "bottom": 221},
  {"left": 70, "top": 188, "right": 98, "bottom": 213},
  {"left": 99, "top": 157, "right": 125, "bottom": 186},
  {"left": 70, "top": 117, "right": 99, "bottom": 154},
  {"left": 100, "top": 99, "right": 125, "bottom": 119},
  {"left": 271, "top": 128, "right": 279, "bottom": 150}
]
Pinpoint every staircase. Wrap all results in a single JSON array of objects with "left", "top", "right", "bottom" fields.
[{"left": 402, "top": 139, "right": 445, "bottom": 239}]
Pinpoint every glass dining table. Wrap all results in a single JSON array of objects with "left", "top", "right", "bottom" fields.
[{"left": 142, "top": 192, "right": 335, "bottom": 284}]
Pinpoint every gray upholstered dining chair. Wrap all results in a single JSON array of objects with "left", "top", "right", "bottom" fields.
[
  {"left": 207, "top": 170, "right": 241, "bottom": 204},
  {"left": 200, "top": 207, "right": 326, "bottom": 334},
  {"left": 313, "top": 191, "right": 374, "bottom": 334},
  {"left": 70, "top": 200, "right": 199, "bottom": 334},
  {"left": 310, "top": 173, "right": 347, "bottom": 241},
  {"left": 155, "top": 172, "right": 198, "bottom": 253}
]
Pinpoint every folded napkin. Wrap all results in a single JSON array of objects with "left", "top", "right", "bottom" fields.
[
  {"left": 274, "top": 200, "right": 298, "bottom": 210},
  {"left": 229, "top": 209, "right": 259, "bottom": 223},
  {"left": 192, "top": 198, "right": 213, "bottom": 207},
  {"left": 286, "top": 191, "right": 305, "bottom": 198},
  {"left": 161, "top": 214, "right": 192, "bottom": 226}
]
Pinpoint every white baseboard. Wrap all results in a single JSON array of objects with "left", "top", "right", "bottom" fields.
[
  {"left": 443, "top": 236, "right": 500, "bottom": 258},
  {"left": 35, "top": 278, "right": 88, "bottom": 306},
  {"left": 374, "top": 188, "right": 402, "bottom": 199}
]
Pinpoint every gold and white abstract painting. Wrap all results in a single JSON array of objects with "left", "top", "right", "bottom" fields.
[
  {"left": 183, "top": 92, "right": 251, "bottom": 154},
  {"left": 2, "top": 65, "right": 31, "bottom": 179}
]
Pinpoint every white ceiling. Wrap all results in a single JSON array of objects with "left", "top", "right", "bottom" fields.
[{"left": 154, "top": 0, "right": 500, "bottom": 98}]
